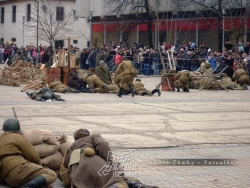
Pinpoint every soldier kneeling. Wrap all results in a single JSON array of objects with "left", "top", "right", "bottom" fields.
[
  {"left": 174, "top": 70, "right": 192, "bottom": 92},
  {"left": 132, "top": 79, "right": 161, "bottom": 96}
]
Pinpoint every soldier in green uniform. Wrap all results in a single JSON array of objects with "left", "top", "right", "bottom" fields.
[
  {"left": 0, "top": 118, "right": 57, "bottom": 187},
  {"left": 96, "top": 60, "right": 113, "bottom": 84},
  {"left": 26, "top": 87, "right": 65, "bottom": 101},
  {"left": 114, "top": 59, "right": 138, "bottom": 97},
  {"left": 132, "top": 79, "right": 161, "bottom": 96},
  {"left": 174, "top": 70, "right": 193, "bottom": 92}
]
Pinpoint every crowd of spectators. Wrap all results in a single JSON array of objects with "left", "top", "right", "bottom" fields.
[{"left": 1, "top": 39, "right": 250, "bottom": 78}]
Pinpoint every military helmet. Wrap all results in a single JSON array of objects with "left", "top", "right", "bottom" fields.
[
  {"left": 43, "top": 92, "right": 53, "bottom": 100},
  {"left": 2, "top": 118, "right": 21, "bottom": 132}
]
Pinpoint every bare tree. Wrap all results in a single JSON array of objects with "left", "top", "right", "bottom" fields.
[
  {"left": 175, "top": 0, "right": 250, "bottom": 51},
  {"left": 25, "top": 0, "right": 75, "bottom": 50},
  {"left": 105, "top": 0, "right": 166, "bottom": 48}
]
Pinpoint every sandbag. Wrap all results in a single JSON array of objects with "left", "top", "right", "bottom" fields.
[
  {"left": 34, "top": 142, "right": 60, "bottom": 158},
  {"left": 59, "top": 140, "right": 74, "bottom": 156},
  {"left": 24, "top": 128, "right": 57, "bottom": 145},
  {"left": 41, "top": 151, "right": 64, "bottom": 170},
  {"left": 57, "top": 134, "right": 67, "bottom": 144}
]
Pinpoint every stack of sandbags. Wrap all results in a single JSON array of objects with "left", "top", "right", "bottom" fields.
[
  {"left": 24, "top": 128, "right": 63, "bottom": 171},
  {"left": 189, "top": 71, "right": 203, "bottom": 89},
  {"left": 57, "top": 134, "right": 74, "bottom": 156}
]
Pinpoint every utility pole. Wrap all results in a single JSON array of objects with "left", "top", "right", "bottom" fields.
[{"left": 22, "top": 16, "right": 25, "bottom": 46}]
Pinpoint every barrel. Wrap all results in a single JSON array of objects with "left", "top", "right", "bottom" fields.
[
  {"left": 61, "top": 67, "right": 71, "bottom": 86},
  {"left": 161, "top": 75, "right": 176, "bottom": 91},
  {"left": 45, "top": 68, "right": 61, "bottom": 84}
]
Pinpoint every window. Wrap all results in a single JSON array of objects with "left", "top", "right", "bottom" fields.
[
  {"left": 1, "top": 7, "right": 4, "bottom": 23},
  {"left": 12, "top": 6, "right": 16, "bottom": 22},
  {"left": 55, "top": 40, "right": 64, "bottom": 49},
  {"left": 11, "top": 38, "right": 16, "bottom": 42},
  {"left": 27, "top": 4, "right": 31, "bottom": 21},
  {"left": 56, "top": 7, "right": 64, "bottom": 21},
  {"left": 73, "top": 9, "right": 77, "bottom": 20},
  {"left": 73, "top": 40, "right": 78, "bottom": 44}
]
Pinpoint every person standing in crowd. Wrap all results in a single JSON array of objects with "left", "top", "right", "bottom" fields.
[
  {"left": 80, "top": 49, "right": 88, "bottom": 70},
  {"left": 87, "top": 47, "right": 97, "bottom": 73},
  {"left": 150, "top": 49, "right": 159, "bottom": 75},
  {"left": 32, "top": 48, "right": 38, "bottom": 66},
  {"left": 75, "top": 48, "right": 81, "bottom": 67},
  {"left": 208, "top": 53, "right": 218, "bottom": 70},
  {"left": 244, "top": 42, "right": 250, "bottom": 54}
]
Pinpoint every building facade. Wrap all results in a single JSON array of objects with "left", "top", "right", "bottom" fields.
[
  {"left": 0, "top": 0, "right": 90, "bottom": 49},
  {"left": 76, "top": 0, "right": 250, "bottom": 51}
]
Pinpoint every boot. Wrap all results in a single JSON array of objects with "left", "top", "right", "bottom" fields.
[
  {"left": 151, "top": 89, "right": 161, "bottom": 96},
  {"left": 126, "top": 180, "right": 159, "bottom": 188},
  {"left": 118, "top": 87, "right": 123, "bottom": 97},
  {"left": 26, "top": 92, "right": 32, "bottom": 98},
  {"left": 226, "top": 86, "right": 234, "bottom": 90},
  {"left": 186, "top": 87, "right": 189, "bottom": 92},
  {"left": 183, "top": 88, "right": 187, "bottom": 92},
  {"left": 20, "top": 176, "right": 47, "bottom": 188},
  {"left": 129, "top": 85, "right": 135, "bottom": 97},
  {"left": 141, "top": 91, "right": 148, "bottom": 96},
  {"left": 176, "top": 87, "right": 180, "bottom": 92}
]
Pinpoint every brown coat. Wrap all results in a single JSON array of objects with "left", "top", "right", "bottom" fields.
[
  {"left": 175, "top": 71, "right": 192, "bottom": 88},
  {"left": 0, "top": 132, "right": 41, "bottom": 181},
  {"left": 132, "top": 81, "right": 150, "bottom": 95},
  {"left": 233, "top": 68, "right": 250, "bottom": 86},
  {"left": 115, "top": 61, "right": 136, "bottom": 88},
  {"left": 82, "top": 74, "right": 104, "bottom": 89},
  {"left": 63, "top": 134, "right": 122, "bottom": 188}
]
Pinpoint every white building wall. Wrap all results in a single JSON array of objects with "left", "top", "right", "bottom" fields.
[{"left": 0, "top": 0, "right": 90, "bottom": 49}]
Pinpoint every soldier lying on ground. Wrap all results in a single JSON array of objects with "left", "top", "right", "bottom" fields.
[
  {"left": 132, "top": 79, "right": 161, "bottom": 96},
  {"left": 220, "top": 74, "right": 245, "bottom": 90},
  {"left": 82, "top": 72, "right": 119, "bottom": 94},
  {"left": 68, "top": 66, "right": 86, "bottom": 90},
  {"left": 232, "top": 66, "right": 250, "bottom": 90},
  {"left": 174, "top": 70, "right": 193, "bottom": 92},
  {"left": 48, "top": 78, "right": 80, "bottom": 93},
  {"left": 96, "top": 60, "right": 113, "bottom": 84},
  {"left": 0, "top": 118, "right": 57, "bottom": 188},
  {"left": 26, "top": 87, "right": 65, "bottom": 101},
  {"left": 60, "top": 129, "right": 159, "bottom": 188}
]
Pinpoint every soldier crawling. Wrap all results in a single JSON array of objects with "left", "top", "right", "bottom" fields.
[
  {"left": 26, "top": 87, "right": 65, "bottom": 101},
  {"left": 48, "top": 78, "right": 80, "bottom": 93},
  {"left": 82, "top": 72, "right": 119, "bottom": 94},
  {"left": 174, "top": 70, "right": 193, "bottom": 92},
  {"left": 132, "top": 79, "right": 161, "bottom": 96}
]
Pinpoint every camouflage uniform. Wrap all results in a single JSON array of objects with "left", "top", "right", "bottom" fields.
[{"left": 26, "top": 88, "right": 65, "bottom": 101}]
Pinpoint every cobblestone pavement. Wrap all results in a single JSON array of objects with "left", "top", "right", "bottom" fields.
[{"left": 0, "top": 75, "right": 250, "bottom": 188}]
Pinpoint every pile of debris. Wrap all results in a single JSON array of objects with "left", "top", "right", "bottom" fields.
[{"left": 0, "top": 58, "right": 46, "bottom": 87}]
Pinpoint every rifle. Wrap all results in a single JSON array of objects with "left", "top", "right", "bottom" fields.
[{"left": 12, "top": 107, "right": 18, "bottom": 120}]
